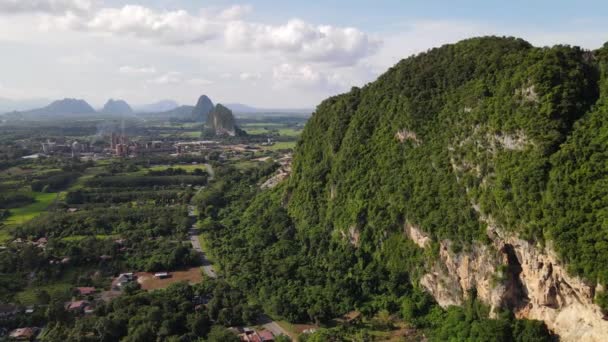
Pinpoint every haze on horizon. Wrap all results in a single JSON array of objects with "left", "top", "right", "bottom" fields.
[{"left": 0, "top": 0, "right": 607, "bottom": 109}]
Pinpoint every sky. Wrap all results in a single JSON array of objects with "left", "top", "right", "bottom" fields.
[{"left": 0, "top": 0, "right": 607, "bottom": 109}]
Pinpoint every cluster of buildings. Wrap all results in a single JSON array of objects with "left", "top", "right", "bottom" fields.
[
  {"left": 234, "top": 327, "right": 276, "bottom": 342},
  {"left": 109, "top": 133, "right": 172, "bottom": 157}
]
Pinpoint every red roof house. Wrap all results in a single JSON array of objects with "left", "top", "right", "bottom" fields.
[{"left": 76, "top": 287, "right": 96, "bottom": 296}]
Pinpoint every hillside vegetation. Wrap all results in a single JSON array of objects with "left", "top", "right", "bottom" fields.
[{"left": 197, "top": 37, "right": 608, "bottom": 339}]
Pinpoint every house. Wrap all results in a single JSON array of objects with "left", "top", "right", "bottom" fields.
[
  {"left": 0, "top": 304, "right": 18, "bottom": 318},
  {"left": 84, "top": 305, "right": 95, "bottom": 315},
  {"left": 34, "top": 237, "right": 48, "bottom": 247},
  {"left": 9, "top": 327, "right": 39, "bottom": 340},
  {"left": 67, "top": 208, "right": 78, "bottom": 213},
  {"left": 258, "top": 330, "right": 275, "bottom": 342},
  {"left": 75, "top": 287, "right": 96, "bottom": 296},
  {"left": 66, "top": 300, "right": 88, "bottom": 312},
  {"left": 153, "top": 272, "right": 170, "bottom": 279},
  {"left": 113, "top": 273, "right": 136, "bottom": 290}
]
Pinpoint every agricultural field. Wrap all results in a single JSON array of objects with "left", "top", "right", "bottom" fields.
[{"left": 4, "top": 192, "right": 58, "bottom": 226}]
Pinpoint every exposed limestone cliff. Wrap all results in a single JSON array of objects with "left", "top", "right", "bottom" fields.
[{"left": 412, "top": 222, "right": 608, "bottom": 341}]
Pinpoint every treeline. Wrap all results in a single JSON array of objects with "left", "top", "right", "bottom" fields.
[
  {"left": 40, "top": 281, "right": 259, "bottom": 341},
  {"left": 66, "top": 189, "right": 193, "bottom": 205},
  {"left": 31, "top": 171, "right": 81, "bottom": 192},
  {"left": 0, "top": 193, "right": 34, "bottom": 209},
  {"left": 86, "top": 175, "right": 207, "bottom": 188},
  {"left": 14, "top": 206, "right": 190, "bottom": 238}
]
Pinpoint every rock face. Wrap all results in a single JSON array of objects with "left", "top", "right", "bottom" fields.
[
  {"left": 414, "top": 221, "right": 608, "bottom": 342},
  {"left": 192, "top": 95, "right": 214, "bottom": 121},
  {"left": 206, "top": 104, "right": 238, "bottom": 136},
  {"left": 101, "top": 99, "right": 133, "bottom": 115}
]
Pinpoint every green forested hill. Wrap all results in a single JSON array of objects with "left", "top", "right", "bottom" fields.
[
  {"left": 199, "top": 37, "right": 608, "bottom": 340},
  {"left": 288, "top": 36, "right": 604, "bottom": 279}
]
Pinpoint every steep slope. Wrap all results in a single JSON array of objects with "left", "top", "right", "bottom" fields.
[
  {"left": 205, "top": 104, "right": 240, "bottom": 136},
  {"left": 101, "top": 99, "right": 133, "bottom": 115},
  {"left": 192, "top": 95, "right": 214, "bottom": 121},
  {"left": 280, "top": 37, "right": 606, "bottom": 339},
  {"left": 194, "top": 37, "right": 608, "bottom": 341}
]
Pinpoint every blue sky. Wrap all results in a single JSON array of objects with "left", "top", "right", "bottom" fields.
[{"left": 0, "top": 0, "right": 606, "bottom": 109}]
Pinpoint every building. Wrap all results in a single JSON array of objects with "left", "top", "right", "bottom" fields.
[
  {"left": 9, "top": 327, "right": 39, "bottom": 340},
  {"left": 75, "top": 287, "right": 96, "bottom": 296},
  {"left": 66, "top": 300, "right": 89, "bottom": 312},
  {"left": 258, "top": 330, "right": 275, "bottom": 341},
  {"left": 113, "top": 273, "right": 136, "bottom": 290}
]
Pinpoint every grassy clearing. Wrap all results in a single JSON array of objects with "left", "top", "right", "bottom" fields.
[
  {"left": 136, "top": 267, "right": 203, "bottom": 290},
  {"left": 262, "top": 141, "right": 297, "bottom": 151},
  {"left": 181, "top": 131, "right": 201, "bottom": 138},
  {"left": 5, "top": 192, "right": 58, "bottom": 225},
  {"left": 240, "top": 122, "right": 284, "bottom": 127},
  {"left": 16, "top": 283, "right": 72, "bottom": 305},
  {"left": 241, "top": 126, "right": 302, "bottom": 138},
  {"left": 232, "top": 160, "right": 260, "bottom": 170}
]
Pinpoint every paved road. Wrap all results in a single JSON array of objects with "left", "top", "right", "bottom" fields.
[
  {"left": 188, "top": 226, "right": 217, "bottom": 278},
  {"left": 204, "top": 163, "right": 214, "bottom": 180},
  {"left": 187, "top": 163, "right": 291, "bottom": 339}
]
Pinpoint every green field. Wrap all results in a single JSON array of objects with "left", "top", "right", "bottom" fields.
[
  {"left": 5, "top": 192, "right": 58, "bottom": 226},
  {"left": 262, "top": 141, "right": 297, "bottom": 151},
  {"left": 241, "top": 125, "right": 302, "bottom": 137},
  {"left": 15, "top": 282, "right": 72, "bottom": 305}
]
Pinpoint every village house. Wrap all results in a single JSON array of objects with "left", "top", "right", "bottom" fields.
[
  {"left": 9, "top": 327, "right": 40, "bottom": 340},
  {"left": 66, "top": 300, "right": 89, "bottom": 313},
  {"left": 34, "top": 237, "right": 48, "bottom": 248},
  {"left": 75, "top": 287, "right": 96, "bottom": 296},
  {"left": 238, "top": 328, "right": 275, "bottom": 342},
  {"left": 113, "top": 272, "right": 136, "bottom": 290},
  {"left": 257, "top": 330, "right": 275, "bottom": 341}
]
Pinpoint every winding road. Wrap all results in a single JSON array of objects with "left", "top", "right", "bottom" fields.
[{"left": 186, "top": 163, "right": 291, "bottom": 339}]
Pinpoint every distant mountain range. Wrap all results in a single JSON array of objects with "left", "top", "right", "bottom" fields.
[
  {"left": 133, "top": 100, "right": 180, "bottom": 113},
  {"left": 3, "top": 98, "right": 97, "bottom": 120},
  {"left": 224, "top": 103, "right": 313, "bottom": 114},
  {"left": 0, "top": 96, "right": 312, "bottom": 121}
]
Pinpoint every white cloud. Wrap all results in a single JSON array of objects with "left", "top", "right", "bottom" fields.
[
  {"left": 219, "top": 5, "right": 252, "bottom": 21},
  {"left": 226, "top": 19, "right": 381, "bottom": 65},
  {"left": 148, "top": 71, "right": 182, "bottom": 85},
  {"left": 31, "top": 3, "right": 379, "bottom": 65},
  {"left": 119, "top": 65, "right": 157, "bottom": 74},
  {"left": 0, "top": 0, "right": 93, "bottom": 15},
  {"left": 58, "top": 51, "right": 100, "bottom": 65},
  {"left": 187, "top": 78, "right": 213, "bottom": 86},
  {"left": 239, "top": 72, "right": 261, "bottom": 81},
  {"left": 147, "top": 72, "right": 212, "bottom": 86},
  {"left": 63, "top": 5, "right": 221, "bottom": 45},
  {"left": 272, "top": 63, "right": 344, "bottom": 89}
]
